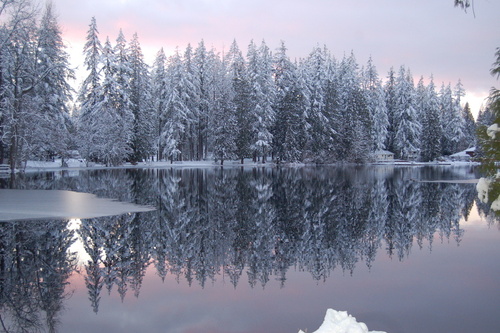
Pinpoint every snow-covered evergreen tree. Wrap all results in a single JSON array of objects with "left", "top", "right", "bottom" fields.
[
  {"left": 246, "top": 39, "right": 275, "bottom": 162},
  {"left": 0, "top": 7, "right": 38, "bottom": 170},
  {"left": 302, "top": 45, "right": 334, "bottom": 162},
  {"left": 440, "top": 82, "right": 463, "bottom": 155},
  {"left": 384, "top": 67, "right": 398, "bottom": 153},
  {"left": 93, "top": 36, "right": 134, "bottom": 166},
  {"left": 181, "top": 43, "right": 199, "bottom": 160},
  {"left": 363, "top": 57, "right": 388, "bottom": 153},
  {"left": 192, "top": 40, "right": 216, "bottom": 160},
  {"left": 272, "top": 41, "right": 307, "bottom": 162},
  {"left": 460, "top": 102, "right": 476, "bottom": 149},
  {"left": 211, "top": 53, "right": 237, "bottom": 164},
  {"left": 161, "top": 48, "right": 190, "bottom": 162},
  {"left": 128, "top": 33, "right": 155, "bottom": 162},
  {"left": 393, "top": 66, "right": 421, "bottom": 160},
  {"left": 419, "top": 76, "right": 442, "bottom": 161},
  {"left": 151, "top": 48, "right": 168, "bottom": 160},
  {"left": 77, "top": 17, "right": 102, "bottom": 164},
  {"left": 29, "top": 3, "right": 75, "bottom": 163},
  {"left": 227, "top": 40, "right": 252, "bottom": 164},
  {"left": 452, "top": 80, "right": 466, "bottom": 152},
  {"left": 336, "top": 52, "right": 371, "bottom": 162}
]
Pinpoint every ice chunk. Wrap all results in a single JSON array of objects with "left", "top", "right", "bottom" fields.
[
  {"left": 0, "top": 189, "right": 155, "bottom": 221},
  {"left": 298, "top": 309, "right": 386, "bottom": 333}
]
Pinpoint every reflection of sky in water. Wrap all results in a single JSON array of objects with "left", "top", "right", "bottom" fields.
[{"left": 61, "top": 209, "right": 500, "bottom": 333}]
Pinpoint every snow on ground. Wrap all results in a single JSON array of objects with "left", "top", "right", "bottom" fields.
[
  {"left": 0, "top": 189, "right": 155, "bottom": 221},
  {"left": 298, "top": 309, "right": 386, "bottom": 333},
  {"left": 418, "top": 179, "right": 479, "bottom": 184},
  {"left": 18, "top": 158, "right": 479, "bottom": 173}
]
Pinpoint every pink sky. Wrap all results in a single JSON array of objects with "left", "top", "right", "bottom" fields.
[{"left": 52, "top": 0, "right": 500, "bottom": 117}]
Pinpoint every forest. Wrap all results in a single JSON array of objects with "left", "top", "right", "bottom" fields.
[{"left": 0, "top": 1, "right": 492, "bottom": 170}]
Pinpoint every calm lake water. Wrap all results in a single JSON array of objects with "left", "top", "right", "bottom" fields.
[{"left": 0, "top": 165, "right": 499, "bottom": 333}]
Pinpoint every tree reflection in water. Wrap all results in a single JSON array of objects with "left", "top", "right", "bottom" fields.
[{"left": 0, "top": 165, "right": 488, "bottom": 331}]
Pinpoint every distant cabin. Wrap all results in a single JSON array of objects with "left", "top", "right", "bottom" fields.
[
  {"left": 450, "top": 147, "right": 476, "bottom": 161},
  {"left": 374, "top": 150, "right": 394, "bottom": 161}
]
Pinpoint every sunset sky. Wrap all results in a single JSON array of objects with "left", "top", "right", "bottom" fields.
[{"left": 50, "top": 0, "right": 500, "bottom": 117}]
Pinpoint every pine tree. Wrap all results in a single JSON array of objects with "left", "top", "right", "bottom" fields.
[
  {"left": 93, "top": 36, "right": 134, "bottom": 166},
  {"left": 363, "top": 57, "right": 388, "bottom": 153},
  {"left": 419, "top": 76, "right": 442, "bottom": 161},
  {"left": 440, "top": 83, "right": 463, "bottom": 155},
  {"left": 302, "top": 45, "right": 333, "bottom": 162},
  {"left": 384, "top": 67, "right": 397, "bottom": 153},
  {"left": 452, "top": 80, "right": 466, "bottom": 151},
  {"left": 460, "top": 102, "right": 476, "bottom": 149},
  {"left": 272, "top": 41, "right": 307, "bottom": 162},
  {"left": 0, "top": 7, "right": 38, "bottom": 170},
  {"left": 336, "top": 52, "right": 371, "bottom": 162},
  {"left": 227, "top": 40, "right": 252, "bottom": 164},
  {"left": 246, "top": 39, "right": 274, "bottom": 163},
  {"left": 161, "top": 48, "right": 190, "bottom": 162},
  {"left": 393, "top": 66, "right": 421, "bottom": 160},
  {"left": 182, "top": 43, "right": 199, "bottom": 160},
  {"left": 77, "top": 17, "right": 102, "bottom": 164},
  {"left": 210, "top": 49, "right": 236, "bottom": 164},
  {"left": 30, "top": 2, "right": 75, "bottom": 163},
  {"left": 151, "top": 48, "right": 168, "bottom": 161},
  {"left": 128, "top": 33, "right": 155, "bottom": 163}
]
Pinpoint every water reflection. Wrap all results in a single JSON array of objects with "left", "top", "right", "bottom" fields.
[
  {"left": 0, "top": 166, "right": 488, "bottom": 331},
  {"left": 0, "top": 219, "right": 76, "bottom": 332}
]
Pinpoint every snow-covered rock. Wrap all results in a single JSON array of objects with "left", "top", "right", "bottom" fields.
[{"left": 298, "top": 309, "right": 386, "bottom": 333}]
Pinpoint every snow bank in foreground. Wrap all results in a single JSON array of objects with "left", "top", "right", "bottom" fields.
[{"left": 298, "top": 309, "right": 386, "bottom": 333}]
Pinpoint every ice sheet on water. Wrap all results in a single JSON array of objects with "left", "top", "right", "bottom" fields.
[
  {"left": 299, "top": 309, "right": 387, "bottom": 333},
  {"left": 0, "top": 189, "right": 155, "bottom": 221}
]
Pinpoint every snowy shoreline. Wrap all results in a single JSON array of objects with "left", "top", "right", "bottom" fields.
[{"left": 8, "top": 158, "right": 480, "bottom": 173}]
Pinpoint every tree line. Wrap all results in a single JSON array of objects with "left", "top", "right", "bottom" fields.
[{"left": 0, "top": 2, "right": 486, "bottom": 170}]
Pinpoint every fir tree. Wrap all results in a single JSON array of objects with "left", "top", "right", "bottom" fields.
[
  {"left": 77, "top": 17, "right": 102, "bottom": 164},
  {"left": 336, "top": 52, "right": 371, "bottom": 162},
  {"left": 384, "top": 67, "right": 397, "bottom": 153},
  {"left": 211, "top": 53, "right": 236, "bottom": 164},
  {"left": 128, "top": 33, "right": 155, "bottom": 163},
  {"left": 419, "top": 76, "right": 442, "bottom": 161},
  {"left": 363, "top": 57, "right": 388, "bottom": 153},
  {"left": 439, "top": 83, "right": 462, "bottom": 155},
  {"left": 30, "top": 2, "right": 74, "bottom": 162},
  {"left": 227, "top": 40, "right": 252, "bottom": 164},
  {"left": 162, "top": 48, "right": 189, "bottom": 162},
  {"left": 393, "top": 66, "right": 421, "bottom": 160},
  {"left": 460, "top": 102, "right": 476, "bottom": 149},
  {"left": 303, "top": 45, "right": 334, "bottom": 162},
  {"left": 272, "top": 41, "right": 307, "bottom": 162},
  {"left": 247, "top": 39, "right": 274, "bottom": 163},
  {"left": 151, "top": 48, "right": 168, "bottom": 161}
]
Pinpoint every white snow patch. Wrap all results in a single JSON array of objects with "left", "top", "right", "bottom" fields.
[
  {"left": 491, "top": 195, "right": 500, "bottom": 212},
  {"left": 298, "top": 309, "right": 386, "bottom": 333},
  {"left": 0, "top": 189, "right": 155, "bottom": 221},
  {"left": 486, "top": 123, "right": 499, "bottom": 139},
  {"left": 476, "top": 177, "right": 491, "bottom": 203}
]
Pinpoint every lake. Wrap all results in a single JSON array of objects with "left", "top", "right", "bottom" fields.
[{"left": 0, "top": 165, "right": 499, "bottom": 333}]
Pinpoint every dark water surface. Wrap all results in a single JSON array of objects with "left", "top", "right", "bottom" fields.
[{"left": 0, "top": 165, "right": 499, "bottom": 333}]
